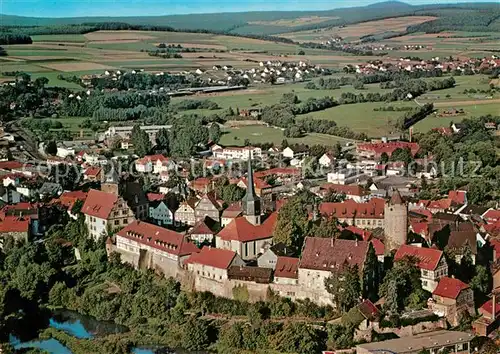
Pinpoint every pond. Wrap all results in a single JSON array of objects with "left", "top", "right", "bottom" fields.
[
  {"left": 50, "top": 309, "right": 129, "bottom": 338},
  {"left": 9, "top": 309, "right": 129, "bottom": 354},
  {"left": 9, "top": 309, "right": 196, "bottom": 354},
  {"left": 9, "top": 335, "right": 72, "bottom": 354}
]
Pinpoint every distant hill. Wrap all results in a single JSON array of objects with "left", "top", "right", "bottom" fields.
[
  {"left": 0, "top": 1, "right": 498, "bottom": 35},
  {"left": 364, "top": 1, "right": 414, "bottom": 9}
]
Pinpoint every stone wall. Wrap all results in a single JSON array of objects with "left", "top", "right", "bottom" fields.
[
  {"left": 109, "top": 243, "right": 334, "bottom": 306},
  {"left": 355, "top": 318, "right": 448, "bottom": 341}
]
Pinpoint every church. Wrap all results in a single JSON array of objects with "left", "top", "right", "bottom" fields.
[{"left": 215, "top": 157, "right": 277, "bottom": 261}]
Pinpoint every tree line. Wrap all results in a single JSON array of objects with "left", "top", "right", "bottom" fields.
[
  {"left": 0, "top": 32, "right": 32, "bottom": 45},
  {"left": 62, "top": 91, "right": 170, "bottom": 118}
]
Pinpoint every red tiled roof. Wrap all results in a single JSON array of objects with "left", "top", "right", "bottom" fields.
[
  {"left": 84, "top": 167, "right": 101, "bottom": 176},
  {"left": 147, "top": 193, "right": 165, "bottom": 202},
  {"left": 136, "top": 154, "right": 169, "bottom": 165},
  {"left": 190, "top": 219, "right": 214, "bottom": 235},
  {"left": 190, "top": 177, "right": 212, "bottom": 190},
  {"left": 411, "top": 208, "right": 433, "bottom": 221},
  {"left": 394, "top": 244, "right": 443, "bottom": 271},
  {"left": 411, "top": 221, "right": 429, "bottom": 236},
  {"left": 358, "top": 299, "right": 380, "bottom": 321},
  {"left": 0, "top": 216, "right": 30, "bottom": 233},
  {"left": 300, "top": 237, "right": 369, "bottom": 271},
  {"left": 319, "top": 198, "right": 385, "bottom": 219},
  {"left": 254, "top": 167, "right": 301, "bottom": 178},
  {"left": 345, "top": 225, "right": 372, "bottom": 241},
  {"left": 81, "top": 189, "right": 119, "bottom": 219},
  {"left": 58, "top": 190, "right": 88, "bottom": 208},
  {"left": 204, "top": 159, "right": 227, "bottom": 168},
  {"left": 274, "top": 256, "right": 299, "bottom": 279},
  {"left": 483, "top": 221, "right": 500, "bottom": 235},
  {"left": 238, "top": 176, "right": 271, "bottom": 190},
  {"left": 448, "top": 231, "right": 477, "bottom": 255},
  {"left": 483, "top": 209, "right": 500, "bottom": 222},
  {"left": 480, "top": 298, "right": 500, "bottom": 317},
  {"left": 2, "top": 202, "right": 37, "bottom": 212},
  {"left": 222, "top": 202, "right": 242, "bottom": 218},
  {"left": 357, "top": 141, "right": 420, "bottom": 156},
  {"left": 432, "top": 127, "right": 453, "bottom": 136},
  {"left": 370, "top": 238, "right": 385, "bottom": 256},
  {"left": 185, "top": 246, "right": 237, "bottom": 269},
  {"left": 448, "top": 190, "right": 466, "bottom": 205},
  {"left": 0, "top": 161, "right": 24, "bottom": 170},
  {"left": 217, "top": 212, "right": 277, "bottom": 242},
  {"left": 116, "top": 220, "right": 199, "bottom": 257},
  {"left": 433, "top": 277, "right": 469, "bottom": 299},
  {"left": 491, "top": 239, "right": 500, "bottom": 261},
  {"left": 427, "top": 198, "right": 453, "bottom": 211},
  {"left": 320, "top": 183, "right": 367, "bottom": 197}
]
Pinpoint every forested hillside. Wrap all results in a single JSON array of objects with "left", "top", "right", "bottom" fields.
[{"left": 0, "top": 1, "right": 498, "bottom": 35}]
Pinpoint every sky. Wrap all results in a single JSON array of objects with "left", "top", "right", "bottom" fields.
[{"left": 0, "top": 0, "right": 489, "bottom": 18}]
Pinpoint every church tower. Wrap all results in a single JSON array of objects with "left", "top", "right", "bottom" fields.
[
  {"left": 242, "top": 157, "right": 261, "bottom": 225},
  {"left": 101, "top": 165, "right": 120, "bottom": 195},
  {"left": 384, "top": 189, "right": 408, "bottom": 254}
]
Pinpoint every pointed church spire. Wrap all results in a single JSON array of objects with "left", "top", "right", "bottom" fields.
[
  {"left": 242, "top": 155, "right": 261, "bottom": 225},
  {"left": 245, "top": 155, "right": 257, "bottom": 202}
]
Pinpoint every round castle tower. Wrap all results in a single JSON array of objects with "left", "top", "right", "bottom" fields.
[{"left": 384, "top": 190, "right": 408, "bottom": 254}]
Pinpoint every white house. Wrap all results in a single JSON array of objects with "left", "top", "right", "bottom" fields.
[
  {"left": 319, "top": 152, "right": 335, "bottom": 167},
  {"left": 395, "top": 245, "right": 448, "bottom": 293},
  {"left": 135, "top": 154, "right": 174, "bottom": 174},
  {"left": 186, "top": 246, "right": 244, "bottom": 282},
  {"left": 57, "top": 146, "right": 76, "bottom": 158},
  {"left": 282, "top": 146, "right": 308, "bottom": 159},
  {"left": 212, "top": 146, "right": 262, "bottom": 160},
  {"left": 273, "top": 256, "right": 299, "bottom": 285}
]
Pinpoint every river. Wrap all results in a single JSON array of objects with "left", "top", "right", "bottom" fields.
[{"left": 8, "top": 309, "right": 171, "bottom": 354}]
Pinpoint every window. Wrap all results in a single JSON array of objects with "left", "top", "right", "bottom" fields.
[
  {"left": 114, "top": 220, "right": 119, "bottom": 225},
  {"left": 422, "top": 270, "right": 428, "bottom": 276},
  {"left": 458, "top": 343, "right": 468, "bottom": 351}
]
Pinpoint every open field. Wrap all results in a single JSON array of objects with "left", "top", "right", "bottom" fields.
[
  {"left": 414, "top": 102, "right": 500, "bottom": 132},
  {"left": 30, "top": 34, "right": 87, "bottom": 42},
  {"left": 20, "top": 116, "right": 96, "bottom": 139},
  {"left": 171, "top": 78, "right": 393, "bottom": 110},
  {"left": 37, "top": 61, "right": 117, "bottom": 72},
  {"left": 300, "top": 101, "right": 419, "bottom": 137},
  {"left": 249, "top": 16, "right": 339, "bottom": 27},
  {"left": 281, "top": 16, "right": 437, "bottom": 42},
  {"left": 1, "top": 30, "right": 496, "bottom": 141},
  {"left": 1, "top": 30, "right": 378, "bottom": 81},
  {"left": 220, "top": 124, "right": 354, "bottom": 146},
  {"left": 84, "top": 31, "right": 156, "bottom": 41}
]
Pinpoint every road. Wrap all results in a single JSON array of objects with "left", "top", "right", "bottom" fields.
[{"left": 5, "top": 121, "right": 45, "bottom": 161}]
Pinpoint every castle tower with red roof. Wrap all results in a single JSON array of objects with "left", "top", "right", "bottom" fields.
[
  {"left": 384, "top": 189, "right": 408, "bottom": 254},
  {"left": 242, "top": 157, "right": 261, "bottom": 225}
]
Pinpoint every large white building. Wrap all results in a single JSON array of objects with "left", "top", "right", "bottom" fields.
[
  {"left": 99, "top": 125, "right": 172, "bottom": 143},
  {"left": 212, "top": 146, "right": 262, "bottom": 160}
]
